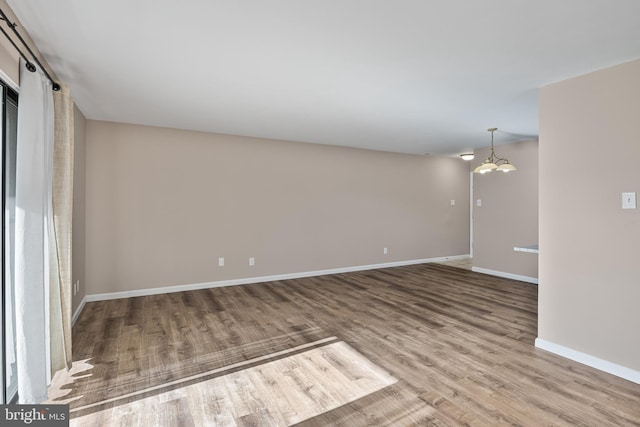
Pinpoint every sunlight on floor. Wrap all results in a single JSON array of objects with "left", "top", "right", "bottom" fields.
[
  {"left": 436, "top": 257, "right": 472, "bottom": 270},
  {"left": 55, "top": 339, "right": 396, "bottom": 426},
  {"left": 45, "top": 359, "right": 94, "bottom": 404}
]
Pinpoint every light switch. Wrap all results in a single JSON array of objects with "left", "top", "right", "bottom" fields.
[
  {"left": 476, "top": 199, "right": 482, "bottom": 207},
  {"left": 450, "top": 199, "right": 456, "bottom": 206},
  {"left": 622, "top": 192, "right": 636, "bottom": 209}
]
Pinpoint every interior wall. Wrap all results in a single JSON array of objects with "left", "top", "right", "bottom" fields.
[
  {"left": 72, "top": 105, "right": 86, "bottom": 312},
  {"left": 472, "top": 139, "right": 538, "bottom": 279},
  {"left": 85, "top": 120, "right": 471, "bottom": 295},
  {"left": 539, "top": 58, "right": 640, "bottom": 371}
]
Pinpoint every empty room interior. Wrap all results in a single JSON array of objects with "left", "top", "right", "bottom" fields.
[{"left": 1, "top": 1, "right": 639, "bottom": 425}]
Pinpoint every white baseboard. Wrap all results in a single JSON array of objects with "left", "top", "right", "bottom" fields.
[
  {"left": 535, "top": 338, "right": 640, "bottom": 385},
  {"left": 471, "top": 266, "right": 538, "bottom": 284},
  {"left": 72, "top": 296, "right": 87, "bottom": 326},
  {"left": 83, "top": 254, "right": 470, "bottom": 304}
]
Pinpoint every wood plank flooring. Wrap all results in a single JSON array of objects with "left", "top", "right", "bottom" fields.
[
  {"left": 65, "top": 340, "right": 398, "bottom": 426},
  {"left": 55, "top": 263, "right": 640, "bottom": 426}
]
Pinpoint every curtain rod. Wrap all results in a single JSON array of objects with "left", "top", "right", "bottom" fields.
[{"left": 0, "top": 8, "right": 60, "bottom": 91}]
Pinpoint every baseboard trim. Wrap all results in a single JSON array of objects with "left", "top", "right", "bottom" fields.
[
  {"left": 535, "top": 338, "right": 640, "bottom": 385},
  {"left": 471, "top": 266, "right": 538, "bottom": 284},
  {"left": 72, "top": 296, "right": 87, "bottom": 326},
  {"left": 84, "top": 254, "right": 470, "bottom": 303}
]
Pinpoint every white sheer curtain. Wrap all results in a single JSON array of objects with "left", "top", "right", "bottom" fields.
[{"left": 14, "top": 58, "right": 54, "bottom": 403}]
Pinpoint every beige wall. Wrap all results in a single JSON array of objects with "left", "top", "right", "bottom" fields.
[
  {"left": 472, "top": 139, "right": 538, "bottom": 279},
  {"left": 85, "top": 120, "right": 470, "bottom": 295},
  {"left": 539, "top": 58, "right": 640, "bottom": 371},
  {"left": 72, "top": 105, "right": 86, "bottom": 312}
]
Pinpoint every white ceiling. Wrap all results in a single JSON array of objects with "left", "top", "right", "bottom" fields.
[{"left": 7, "top": 0, "right": 640, "bottom": 155}]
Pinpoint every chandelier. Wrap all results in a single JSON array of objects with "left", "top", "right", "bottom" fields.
[{"left": 473, "top": 128, "right": 516, "bottom": 174}]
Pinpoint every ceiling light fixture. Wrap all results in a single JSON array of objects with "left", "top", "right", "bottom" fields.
[
  {"left": 460, "top": 153, "right": 474, "bottom": 161},
  {"left": 473, "top": 128, "right": 516, "bottom": 174}
]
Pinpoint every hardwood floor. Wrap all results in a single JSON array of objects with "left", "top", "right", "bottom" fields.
[
  {"left": 434, "top": 256, "right": 472, "bottom": 270},
  {"left": 56, "top": 263, "right": 640, "bottom": 426}
]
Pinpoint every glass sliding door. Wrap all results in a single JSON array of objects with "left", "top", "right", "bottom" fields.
[{"left": 2, "top": 81, "right": 19, "bottom": 404}]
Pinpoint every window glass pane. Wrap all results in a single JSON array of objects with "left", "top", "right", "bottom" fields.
[{"left": 3, "top": 83, "right": 19, "bottom": 403}]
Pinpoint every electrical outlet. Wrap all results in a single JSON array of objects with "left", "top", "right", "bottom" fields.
[
  {"left": 383, "top": 247, "right": 388, "bottom": 255},
  {"left": 450, "top": 199, "right": 456, "bottom": 206},
  {"left": 249, "top": 257, "right": 255, "bottom": 266},
  {"left": 218, "top": 257, "right": 224, "bottom": 267}
]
